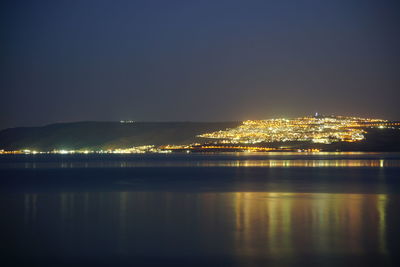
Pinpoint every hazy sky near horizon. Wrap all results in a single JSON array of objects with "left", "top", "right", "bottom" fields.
[{"left": 1, "top": 0, "right": 400, "bottom": 129}]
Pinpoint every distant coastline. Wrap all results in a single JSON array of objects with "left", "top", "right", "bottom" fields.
[{"left": 1, "top": 117, "right": 400, "bottom": 153}]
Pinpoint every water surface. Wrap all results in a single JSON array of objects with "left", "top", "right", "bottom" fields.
[{"left": 1, "top": 153, "right": 399, "bottom": 266}]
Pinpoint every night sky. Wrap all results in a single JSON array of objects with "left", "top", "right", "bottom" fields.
[{"left": 1, "top": 0, "right": 400, "bottom": 129}]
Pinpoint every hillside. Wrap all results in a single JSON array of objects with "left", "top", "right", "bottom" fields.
[
  {"left": 0, "top": 121, "right": 240, "bottom": 151},
  {"left": 1, "top": 121, "right": 399, "bottom": 152}
]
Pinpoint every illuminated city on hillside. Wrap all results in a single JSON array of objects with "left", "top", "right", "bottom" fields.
[
  {"left": 1, "top": 115, "right": 399, "bottom": 154},
  {"left": 198, "top": 115, "right": 395, "bottom": 144}
]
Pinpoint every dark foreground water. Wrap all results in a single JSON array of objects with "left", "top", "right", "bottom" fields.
[{"left": 1, "top": 153, "right": 400, "bottom": 266}]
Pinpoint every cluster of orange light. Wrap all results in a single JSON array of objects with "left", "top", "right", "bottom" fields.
[{"left": 198, "top": 115, "right": 388, "bottom": 144}]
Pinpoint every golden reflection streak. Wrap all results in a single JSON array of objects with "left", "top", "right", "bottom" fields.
[
  {"left": 233, "top": 192, "right": 388, "bottom": 255},
  {"left": 21, "top": 191, "right": 391, "bottom": 258},
  {"left": 8, "top": 159, "right": 400, "bottom": 168},
  {"left": 377, "top": 194, "right": 387, "bottom": 254},
  {"left": 24, "top": 194, "right": 37, "bottom": 224},
  {"left": 118, "top": 192, "right": 128, "bottom": 254}
]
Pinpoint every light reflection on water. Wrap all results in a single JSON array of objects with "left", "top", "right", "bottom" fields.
[
  {"left": 2, "top": 159, "right": 400, "bottom": 168},
  {"left": 1, "top": 152, "right": 400, "bottom": 169},
  {"left": 3, "top": 191, "right": 398, "bottom": 265},
  {"left": 1, "top": 154, "right": 400, "bottom": 265}
]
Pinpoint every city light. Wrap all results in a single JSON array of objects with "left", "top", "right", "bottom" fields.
[
  {"left": 1, "top": 115, "right": 398, "bottom": 155},
  {"left": 197, "top": 115, "right": 390, "bottom": 144}
]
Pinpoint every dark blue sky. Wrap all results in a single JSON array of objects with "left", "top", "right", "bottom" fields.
[{"left": 1, "top": 0, "right": 399, "bottom": 129}]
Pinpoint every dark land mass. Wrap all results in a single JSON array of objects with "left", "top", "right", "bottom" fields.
[
  {"left": 0, "top": 122, "right": 399, "bottom": 151},
  {"left": 0, "top": 121, "right": 240, "bottom": 150}
]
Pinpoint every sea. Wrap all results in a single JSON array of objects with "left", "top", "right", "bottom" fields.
[{"left": 0, "top": 152, "right": 399, "bottom": 266}]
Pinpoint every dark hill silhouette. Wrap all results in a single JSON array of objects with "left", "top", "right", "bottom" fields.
[
  {"left": 0, "top": 122, "right": 399, "bottom": 151},
  {"left": 0, "top": 121, "right": 240, "bottom": 150}
]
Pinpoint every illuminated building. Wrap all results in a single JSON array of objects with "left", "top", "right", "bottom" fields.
[{"left": 198, "top": 115, "right": 389, "bottom": 144}]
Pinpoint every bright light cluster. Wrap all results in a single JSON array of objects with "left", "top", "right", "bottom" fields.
[
  {"left": 108, "top": 145, "right": 171, "bottom": 154},
  {"left": 0, "top": 146, "right": 172, "bottom": 155},
  {"left": 198, "top": 116, "right": 388, "bottom": 144}
]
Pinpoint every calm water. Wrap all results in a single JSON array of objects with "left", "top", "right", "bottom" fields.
[{"left": 1, "top": 153, "right": 400, "bottom": 266}]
